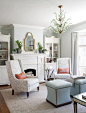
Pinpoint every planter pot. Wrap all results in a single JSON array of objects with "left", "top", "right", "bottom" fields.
[
  {"left": 39, "top": 50, "right": 42, "bottom": 53},
  {"left": 17, "top": 49, "right": 21, "bottom": 53},
  {"left": 42, "top": 50, "right": 44, "bottom": 53}
]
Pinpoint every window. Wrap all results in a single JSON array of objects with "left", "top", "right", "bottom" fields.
[{"left": 78, "top": 34, "right": 86, "bottom": 75}]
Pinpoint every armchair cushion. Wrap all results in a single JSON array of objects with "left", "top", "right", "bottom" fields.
[
  {"left": 23, "top": 78, "right": 39, "bottom": 86},
  {"left": 58, "top": 68, "right": 69, "bottom": 74},
  {"left": 15, "top": 72, "right": 27, "bottom": 79}
]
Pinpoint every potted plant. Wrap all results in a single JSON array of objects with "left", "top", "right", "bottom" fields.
[
  {"left": 16, "top": 40, "right": 23, "bottom": 53},
  {"left": 11, "top": 49, "right": 17, "bottom": 54},
  {"left": 37, "top": 42, "right": 43, "bottom": 53},
  {"left": 42, "top": 49, "right": 47, "bottom": 53}
]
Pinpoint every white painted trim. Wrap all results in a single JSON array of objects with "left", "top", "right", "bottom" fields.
[
  {"left": 2, "top": 24, "right": 45, "bottom": 29},
  {"left": 13, "top": 24, "right": 45, "bottom": 29}
]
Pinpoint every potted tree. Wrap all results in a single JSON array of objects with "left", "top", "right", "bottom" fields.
[
  {"left": 37, "top": 42, "right": 43, "bottom": 53},
  {"left": 16, "top": 40, "right": 23, "bottom": 53}
]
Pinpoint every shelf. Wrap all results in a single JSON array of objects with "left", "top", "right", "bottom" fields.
[
  {"left": 0, "top": 59, "right": 8, "bottom": 60},
  {"left": 47, "top": 50, "right": 52, "bottom": 51},
  {"left": 0, "top": 50, "right": 8, "bottom": 51},
  {"left": 53, "top": 50, "right": 58, "bottom": 51},
  {"left": 46, "top": 57, "right": 51, "bottom": 58},
  {"left": 46, "top": 62, "right": 56, "bottom": 64},
  {"left": 0, "top": 65, "right": 6, "bottom": 67}
]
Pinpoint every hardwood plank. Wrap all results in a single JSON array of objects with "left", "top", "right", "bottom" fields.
[
  {"left": 0, "top": 85, "right": 11, "bottom": 90},
  {"left": 0, "top": 85, "right": 11, "bottom": 113},
  {"left": 0, "top": 92, "right": 10, "bottom": 113}
]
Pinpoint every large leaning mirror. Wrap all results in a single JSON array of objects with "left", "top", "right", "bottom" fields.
[{"left": 24, "top": 32, "right": 35, "bottom": 52}]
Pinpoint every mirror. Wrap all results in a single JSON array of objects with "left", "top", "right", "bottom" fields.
[{"left": 24, "top": 32, "right": 35, "bottom": 52}]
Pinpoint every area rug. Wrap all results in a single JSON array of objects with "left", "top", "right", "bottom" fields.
[{"left": 0, "top": 83, "right": 86, "bottom": 113}]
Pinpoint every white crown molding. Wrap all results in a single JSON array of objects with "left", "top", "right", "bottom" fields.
[
  {"left": 12, "top": 24, "right": 45, "bottom": 29},
  {"left": 1, "top": 24, "right": 13, "bottom": 29},
  {"left": 1, "top": 24, "right": 45, "bottom": 29}
]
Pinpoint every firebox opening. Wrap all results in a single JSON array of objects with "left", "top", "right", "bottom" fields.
[{"left": 24, "top": 68, "right": 36, "bottom": 76}]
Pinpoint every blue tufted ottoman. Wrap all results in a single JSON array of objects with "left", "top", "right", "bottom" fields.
[
  {"left": 70, "top": 78, "right": 86, "bottom": 96},
  {"left": 45, "top": 80, "right": 72, "bottom": 107}
]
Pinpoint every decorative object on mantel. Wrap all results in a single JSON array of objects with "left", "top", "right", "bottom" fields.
[
  {"left": 16, "top": 40, "right": 23, "bottom": 53},
  {"left": 11, "top": 49, "right": 17, "bottom": 54},
  {"left": 37, "top": 42, "right": 47, "bottom": 53},
  {"left": 37, "top": 42, "right": 43, "bottom": 53},
  {"left": 49, "top": 5, "right": 72, "bottom": 34},
  {"left": 24, "top": 32, "right": 35, "bottom": 52},
  {"left": 42, "top": 49, "right": 47, "bottom": 53}
]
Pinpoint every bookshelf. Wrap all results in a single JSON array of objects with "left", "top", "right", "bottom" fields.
[
  {"left": 0, "top": 33, "right": 10, "bottom": 85},
  {"left": 44, "top": 36, "right": 60, "bottom": 79}
]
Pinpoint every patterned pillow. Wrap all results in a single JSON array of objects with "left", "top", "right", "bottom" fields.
[
  {"left": 15, "top": 72, "right": 27, "bottom": 79},
  {"left": 58, "top": 68, "right": 69, "bottom": 74}
]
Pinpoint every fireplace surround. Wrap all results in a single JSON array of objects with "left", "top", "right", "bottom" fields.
[{"left": 11, "top": 53, "right": 46, "bottom": 82}]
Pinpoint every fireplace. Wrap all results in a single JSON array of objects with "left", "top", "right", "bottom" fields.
[{"left": 24, "top": 68, "right": 36, "bottom": 76}]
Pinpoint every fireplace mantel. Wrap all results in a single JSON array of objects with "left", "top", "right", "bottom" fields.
[{"left": 10, "top": 53, "right": 46, "bottom": 82}]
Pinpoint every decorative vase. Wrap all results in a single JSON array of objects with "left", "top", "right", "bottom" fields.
[
  {"left": 17, "top": 49, "right": 21, "bottom": 53},
  {"left": 39, "top": 50, "right": 42, "bottom": 53},
  {"left": 12, "top": 51, "right": 17, "bottom": 54}
]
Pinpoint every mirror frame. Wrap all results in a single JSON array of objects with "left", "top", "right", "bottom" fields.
[{"left": 24, "top": 32, "right": 35, "bottom": 52}]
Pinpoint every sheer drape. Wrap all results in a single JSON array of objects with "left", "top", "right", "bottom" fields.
[{"left": 71, "top": 32, "right": 78, "bottom": 75}]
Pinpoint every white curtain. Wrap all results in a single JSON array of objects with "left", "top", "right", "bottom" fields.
[{"left": 71, "top": 32, "right": 79, "bottom": 75}]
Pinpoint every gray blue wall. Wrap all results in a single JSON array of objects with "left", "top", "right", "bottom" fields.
[
  {"left": 61, "top": 21, "right": 86, "bottom": 58},
  {"left": 1, "top": 21, "right": 86, "bottom": 56},
  {"left": 14, "top": 26, "right": 43, "bottom": 53}
]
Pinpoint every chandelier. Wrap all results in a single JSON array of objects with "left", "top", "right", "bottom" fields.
[{"left": 49, "top": 5, "right": 72, "bottom": 34}]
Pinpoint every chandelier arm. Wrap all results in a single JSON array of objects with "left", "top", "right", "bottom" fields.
[
  {"left": 48, "top": 26, "right": 58, "bottom": 33},
  {"left": 48, "top": 5, "right": 72, "bottom": 34},
  {"left": 51, "top": 19, "right": 58, "bottom": 24}
]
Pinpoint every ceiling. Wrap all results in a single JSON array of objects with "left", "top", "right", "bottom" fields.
[{"left": 0, "top": 0, "right": 86, "bottom": 28}]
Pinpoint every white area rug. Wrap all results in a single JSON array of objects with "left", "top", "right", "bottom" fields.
[{"left": 0, "top": 83, "right": 86, "bottom": 113}]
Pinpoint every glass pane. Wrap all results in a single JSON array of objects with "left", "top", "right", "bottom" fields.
[
  {"left": 79, "top": 36, "right": 86, "bottom": 45},
  {"left": 79, "top": 47, "right": 86, "bottom": 66}
]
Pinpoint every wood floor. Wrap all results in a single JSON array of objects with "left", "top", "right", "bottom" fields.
[{"left": 0, "top": 85, "right": 11, "bottom": 113}]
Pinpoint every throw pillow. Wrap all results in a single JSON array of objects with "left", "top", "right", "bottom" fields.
[
  {"left": 58, "top": 68, "right": 69, "bottom": 74},
  {"left": 15, "top": 72, "right": 27, "bottom": 79}
]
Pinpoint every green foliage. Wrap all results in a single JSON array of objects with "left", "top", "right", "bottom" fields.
[
  {"left": 16, "top": 40, "right": 23, "bottom": 49},
  {"left": 11, "top": 49, "right": 17, "bottom": 52},
  {"left": 42, "top": 49, "right": 47, "bottom": 52},
  {"left": 37, "top": 42, "right": 43, "bottom": 50}
]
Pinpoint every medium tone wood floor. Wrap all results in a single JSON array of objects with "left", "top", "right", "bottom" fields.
[{"left": 0, "top": 85, "right": 11, "bottom": 113}]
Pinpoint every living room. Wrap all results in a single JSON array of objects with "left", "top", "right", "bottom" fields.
[{"left": 0, "top": 0, "right": 86, "bottom": 113}]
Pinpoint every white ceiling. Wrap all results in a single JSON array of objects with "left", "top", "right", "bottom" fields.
[{"left": 0, "top": 0, "right": 86, "bottom": 28}]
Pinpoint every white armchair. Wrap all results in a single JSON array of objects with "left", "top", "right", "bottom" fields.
[
  {"left": 54, "top": 58, "right": 71, "bottom": 80},
  {"left": 6, "top": 60, "right": 39, "bottom": 98}
]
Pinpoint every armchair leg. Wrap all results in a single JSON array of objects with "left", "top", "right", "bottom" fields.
[
  {"left": 27, "top": 92, "right": 29, "bottom": 98},
  {"left": 37, "top": 86, "right": 39, "bottom": 91},
  {"left": 12, "top": 90, "right": 14, "bottom": 95}
]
